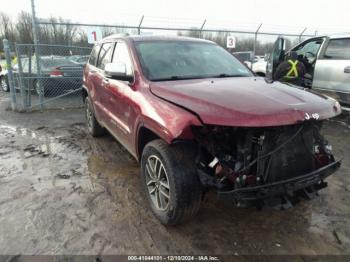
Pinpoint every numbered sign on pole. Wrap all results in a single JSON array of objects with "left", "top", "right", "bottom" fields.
[
  {"left": 87, "top": 27, "right": 102, "bottom": 44},
  {"left": 226, "top": 36, "right": 236, "bottom": 49}
]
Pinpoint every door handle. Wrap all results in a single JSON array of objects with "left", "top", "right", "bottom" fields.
[{"left": 344, "top": 66, "right": 350, "bottom": 73}]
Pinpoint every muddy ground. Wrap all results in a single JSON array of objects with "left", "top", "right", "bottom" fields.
[{"left": 0, "top": 93, "right": 349, "bottom": 257}]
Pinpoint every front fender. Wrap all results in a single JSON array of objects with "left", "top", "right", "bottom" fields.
[
  {"left": 131, "top": 84, "right": 203, "bottom": 160},
  {"left": 137, "top": 113, "right": 201, "bottom": 144}
]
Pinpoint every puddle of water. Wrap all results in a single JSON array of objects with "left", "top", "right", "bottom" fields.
[
  {"left": 0, "top": 123, "right": 139, "bottom": 197},
  {"left": 0, "top": 124, "right": 89, "bottom": 185}
]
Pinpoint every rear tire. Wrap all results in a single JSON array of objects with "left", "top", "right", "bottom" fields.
[
  {"left": 141, "top": 139, "right": 202, "bottom": 225},
  {"left": 85, "top": 96, "right": 106, "bottom": 137}
]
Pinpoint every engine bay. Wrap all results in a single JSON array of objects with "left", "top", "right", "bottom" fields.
[{"left": 192, "top": 121, "right": 335, "bottom": 193}]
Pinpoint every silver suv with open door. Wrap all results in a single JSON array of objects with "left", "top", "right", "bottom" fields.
[{"left": 267, "top": 35, "right": 350, "bottom": 109}]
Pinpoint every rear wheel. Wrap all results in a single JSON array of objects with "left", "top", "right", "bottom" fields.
[
  {"left": 141, "top": 139, "right": 202, "bottom": 225},
  {"left": 34, "top": 80, "right": 47, "bottom": 97},
  {"left": 35, "top": 80, "right": 41, "bottom": 96},
  {"left": 85, "top": 96, "right": 105, "bottom": 137}
]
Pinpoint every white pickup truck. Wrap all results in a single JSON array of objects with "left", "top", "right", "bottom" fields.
[{"left": 267, "top": 34, "right": 350, "bottom": 109}]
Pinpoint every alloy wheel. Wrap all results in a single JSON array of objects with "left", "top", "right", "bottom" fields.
[
  {"left": 1, "top": 79, "right": 8, "bottom": 92},
  {"left": 35, "top": 81, "right": 44, "bottom": 96},
  {"left": 86, "top": 100, "right": 93, "bottom": 133},
  {"left": 145, "top": 155, "right": 171, "bottom": 211}
]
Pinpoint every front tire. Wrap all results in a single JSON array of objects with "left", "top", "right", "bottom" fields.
[
  {"left": 85, "top": 96, "right": 105, "bottom": 137},
  {"left": 141, "top": 139, "right": 202, "bottom": 225}
]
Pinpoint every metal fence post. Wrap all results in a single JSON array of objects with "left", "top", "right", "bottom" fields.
[
  {"left": 27, "top": 51, "right": 32, "bottom": 108},
  {"left": 199, "top": 19, "right": 207, "bottom": 38},
  {"left": 31, "top": 0, "right": 44, "bottom": 111},
  {"left": 299, "top": 27, "right": 307, "bottom": 43},
  {"left": 3, "top": 39, "right": 16, "bottom": 111},
  {"left": 15, "top": 44, "right": 27, "bottom": 111},
  {"left": 138, "top": 15, "right": 144, "bottom": 35},
  {"left": 253, "top": 23, "right": 262, "bottom": 68}
]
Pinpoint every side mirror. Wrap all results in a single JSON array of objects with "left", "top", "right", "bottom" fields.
[{"left": 104, "top": 62, "right": 133, "bottom": 82}]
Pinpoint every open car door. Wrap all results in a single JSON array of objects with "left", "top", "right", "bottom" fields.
[{"left": 266, "top": 37, "right": 285, "bottom": 81}]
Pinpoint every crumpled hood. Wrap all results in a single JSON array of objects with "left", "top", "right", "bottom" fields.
[{"left": 150, "top": 77, "right": 340, "bottom": 127}]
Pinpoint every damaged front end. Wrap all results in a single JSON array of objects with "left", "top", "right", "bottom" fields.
[{"left": 193, "top": 122, "right": 341, "bottom": 209}]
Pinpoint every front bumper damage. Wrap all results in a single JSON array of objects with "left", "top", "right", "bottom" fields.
[{"left": 217, "top": 160, "right": 341, "bottom": 209}]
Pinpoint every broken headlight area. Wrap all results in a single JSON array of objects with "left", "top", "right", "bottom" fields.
[{"left": 192, "top": 122, "right": 339, "bottom": 208}]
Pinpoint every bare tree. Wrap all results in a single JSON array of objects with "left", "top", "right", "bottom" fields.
[
  {"left": 40, "top": 16, "right": 77, "bottom": 45},
  {"left": 101, "top": 26, "right": 137, "bottom": 37},
  {"left": 0, "top": 12, "right": 16, "bottom": 49},
  {"left": 101, "top": 27, "right": 115, "bottom": 38},
  {"left": 16, "top": 11, "right": 33, "bottom": 44},
  {"left": 177, "top": 30, "right": 278, "bottom": 56},
  {"left": 0, "top": 10, "right": 287, "bottom": 56}
]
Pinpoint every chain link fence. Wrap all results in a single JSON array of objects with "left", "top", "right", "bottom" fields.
[
  {"left": 1, "top": 17, "right": 320, "bottom": 112},
  {"left": 3, "top": 42, "right": 91, "bottom": 111}
]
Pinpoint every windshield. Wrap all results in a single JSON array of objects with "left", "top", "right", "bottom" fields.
[{"left": 135, "top": 41, "right": 252, "bottom": 81}]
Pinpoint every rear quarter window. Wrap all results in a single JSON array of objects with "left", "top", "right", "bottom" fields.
[
  {"left": 324, "top": 38, "right": 350, "bottom": 59},
  {"left": 96, "top": 42, "right": 114, "bottom": 70},
  {"left": 89, "top": 44, "right": 100, "bottom": 66}
]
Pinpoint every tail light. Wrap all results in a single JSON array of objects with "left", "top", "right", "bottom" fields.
[{"left": 49, "top": 67, "right": 64, "bottom": 77}]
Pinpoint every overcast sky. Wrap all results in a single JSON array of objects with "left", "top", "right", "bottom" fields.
[{"left": 4, "top": 0, "right": 350, "bottom": 35}]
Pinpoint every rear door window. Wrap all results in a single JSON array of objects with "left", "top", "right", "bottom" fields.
[
  {"left": 324, "top": 38, "right": 350, "bottom": 59},
  {"left": 96, "top": 42, "right": 114, "bottom": 70}
]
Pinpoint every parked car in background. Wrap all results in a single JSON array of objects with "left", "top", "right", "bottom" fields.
[
  {"left": 0, "top": 56, "right": 17, "bottom": 92},
  {"left": 83, "top": 35, "right": 341, "bottom": 225},
  {"left": 233, "top": 51, "right": 267, "bottom": 76},
  {"left": 0, "top": 63, "right": 9, "bottom": 92},
  {"left": 267, "top": 34, "right": 350, "bottom": 109},
  {"left": 10, "top": 56, "right": 84, "bottom": 96},
  {"left": 252, "top": 56, "right": 267, "bottom": 76},
  {"left": 233, "top": 51, "right": 254, "bottom": 65},
  {"left": 254, "top": 55, "right": 265, "bottom": 62},
  {"left": 69, "top": 55, "right": 90, "bottom": 66}
]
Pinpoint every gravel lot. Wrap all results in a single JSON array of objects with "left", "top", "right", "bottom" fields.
[{"left": 0, "top": 93, "right": 349, "bottom": 257}]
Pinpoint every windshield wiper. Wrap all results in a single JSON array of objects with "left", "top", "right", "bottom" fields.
[
  {"left": 151, "top": 75, "right": 210, "bottom": 81},
  {"left": 151, "top": 73, "right": 248, "bottom": 81},
  {"left": 213, "top": 73, "right": 247, "bottom": 78}
]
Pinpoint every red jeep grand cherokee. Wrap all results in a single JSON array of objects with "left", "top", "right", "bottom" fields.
[{"left": 83, "top": 35, "right": 341, "bottom": 225}]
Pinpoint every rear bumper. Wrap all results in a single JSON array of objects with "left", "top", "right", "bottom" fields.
[{"left": 217, "top": 160, "right": 341, "bottom": 208}]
